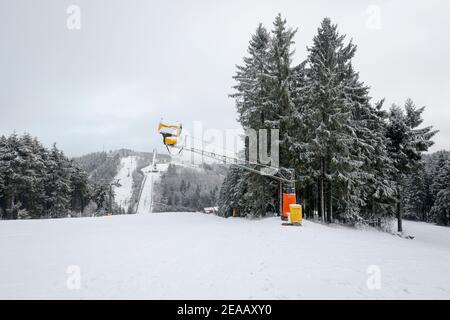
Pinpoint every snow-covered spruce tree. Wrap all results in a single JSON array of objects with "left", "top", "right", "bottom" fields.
[
  {"left": 424, "top": 152, "right": 448, "bottom": 210},
  {"left": 0, "top": 133, "right": 99, "bottom": 219},
  {"left": 0, "top": 136, "right": 11, "bottom": 218},
  {"left": 0, "top": 133, "right": 22, "bottom": 219},
  {"left": 217, "top": 168, "right": 234, "bottom": 217},
  {"left": 0, "top": 135, "right": 9, "bottom": 218},
  {"left": 263, "top": 14, "right": 299, "bottom": 217},
  {"left": 402, "top": 148, "right": 450, "bottom": 223},
  {"left": 430, "top": 151, "right": 450, "bottom": 201},
  {"left": 0, "top": 133, "right": 46, "bottom": 218},
  {"left": 291, "top": 18, "right": 349, "bottom": 222},
  {"left": 92, "top": 183, "right": 109, "bottom": 215},
  {"left": 290, "top": 18, "right": 393, "bottom": 224},
  {"left": 430, "top": 189, "right": 450, "bottom": 226},
  {"left": 218, "top": 165, "right": 247, "bottom": 217},
  {"left": 403, "top": 164, "right": 433, "bottom": 221},
  {"left": 231, "top": 23, "right": 271, "bottom": 129},
  {"left": 345, "top": 93, "right": 397, "bottom": 224},
  {"left": 192, "top": 185, "right": 201, "bottom": 211},
  {"left": 242, "top": 170, "right": 278, "bottom": 217},
  {"left": 223, "top": 18, "right": 295, "bottom": 217},
  {"left": 266, "top": 14, "right": 297, "bottom": 164},
  {"left": 17, "top": 134, "right": 49, "bottom": 218},
  {"left": 429, "top": 157, "right": 450, "bottom": 225},
  {"left": 385, "top": 99, "right": 437, "bottom": 232},
  {"left": 287, "top": 60, "right": 314, "bottom": 216},
  {"left": 69, "top": 160, "right": 92, "bottom": 214},
  {"left": 44, "top": 144, "right": 73, "bottom": 218}
]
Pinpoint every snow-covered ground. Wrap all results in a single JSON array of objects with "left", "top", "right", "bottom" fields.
[
  {"left": 0, "top": 214, "right": 449, "bottom": 299},
  {"left": 136, "top": 163, "right": 169, "bottom": 214},
  {"left": 112, "top": 156, "right": 138, "bottom": 211}
]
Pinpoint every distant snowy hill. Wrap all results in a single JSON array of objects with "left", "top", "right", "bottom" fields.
[
  {"left": 74, "top": 149, "right": 171, "bottom": 213},
  {"left": 73, "top": 149, "right": 224, "bottom": 214},
  {"left": 136, "top": 163, "right": 170, "bottom": 214},
  {"left": 113, "top": 156, "right": 139, "bottom": 211}
]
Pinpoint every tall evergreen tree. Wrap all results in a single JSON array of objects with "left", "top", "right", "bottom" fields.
[
  {"left": 266, "top": 13, "right": 297, "bottom": 161},
  {"left": 404, "top": 167, "right": 433, "bottom": 221},
  {"left": 93, "top": 183, "right": 109, "bottom": 214},
  {"left": 222, "top": 15, "right": 298, "bottom": 217},
  {"left": 218, "top": 166, "right": 246, "bottom": 217},
  {"left": 429, "top": 157, "right": 450, "bottom": 225},
  {"left": 386, "top": 99, "right": 437, "bottom": 232},
  {"left": 292, "top": 18, "right": 367, "bottom": 222},
  {"left": 0, "top": 135, "right": 8, "bottom": 218},
  {"left": 44, "top": 144, "right": 73, "bottom": 217},
  {"left": 430, "top": 151, "right": 450, "bottom": 200},
  {"left": 231, "top": 23, "right": 271, "bottom": 130},
  {"left": 430, "top": 189, "right": 450, "bottom": 226},
  {"left": 69, "top": 160, "right": 91, "bottom": 213}
]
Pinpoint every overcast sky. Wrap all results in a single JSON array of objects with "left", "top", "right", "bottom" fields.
[{"left": 0, "top": 0, "right": 449, "bottom": 157}]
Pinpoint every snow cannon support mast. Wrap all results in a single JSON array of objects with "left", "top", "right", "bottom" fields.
[{"left": 157, "top": 121, "right": 301, "bottom": 225}]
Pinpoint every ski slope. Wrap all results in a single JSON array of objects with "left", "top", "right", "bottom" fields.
[
  {"left": 136, "top": 163, "right": 169, "bottom": 214},
  {"left": 112, "top": 156, "right": 138, "bottom": 211},
  {"left": 0, "top": 214, "right": 449, "bottom": 299}
]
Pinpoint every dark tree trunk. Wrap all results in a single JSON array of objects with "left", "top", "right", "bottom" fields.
[
  {"left": 315, "top": 182, "right": 319, "bottom": 219},
  {"left": 397, "top": 182, "right": 403, "bottom": 232},
  {"left": 370, "top": 197, "right": 374, "bottom": 226},
  {"left": 397, "top": 198, "right": 403, "bottom": 233},
  {"left": 0, "top": 198, "right": 5, "bottom": 219},
  {"left": 320, "top": 157, "right": 325, "bottom": 222},
  {"left": 309, "top": 186, "right": 312, "bottom": 219},
  {"left": 8, "top": 194, "right": 15, "bottom": 220},
  {"left": 328, "top": 180, "right": 333, "bottom": 223}
]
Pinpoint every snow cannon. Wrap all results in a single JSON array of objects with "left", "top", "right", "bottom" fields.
[
  {"left": 282, "top": 193, "right": 296, "bottom": 221},
  {"left": 289, "top": 204, "right": 302, "bottom": 225},
  {"left": 158, "top": 121, "right": 182, "bottom": 146}
]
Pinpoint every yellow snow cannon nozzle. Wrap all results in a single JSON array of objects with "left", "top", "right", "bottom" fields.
[{"left": 158, "top": 121, "right": 182, "bottom": 146}]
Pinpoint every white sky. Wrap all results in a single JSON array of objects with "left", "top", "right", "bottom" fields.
[{"left": 0, "top": 0, "right": 449, "bottom": 157}]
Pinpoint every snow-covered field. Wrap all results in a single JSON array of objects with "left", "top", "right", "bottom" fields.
[{"left": 0, "top": 213, "right": 449, "bottom": 299}]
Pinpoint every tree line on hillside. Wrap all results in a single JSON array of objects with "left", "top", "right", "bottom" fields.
[
  {"left": 219, "top": 15, "right": 439, "bottom": 230},
  {"left": 0, "top": 133, "right": 115, "bottom": 219},
  {"left": 153, "top": 163, "right": 224, "bottom": 212},
  {"left": 73, "top": 150, "right": 122, "bottom": 184},
  {"left": 403, "top": 151, "right": 450, "bottom": 225}
]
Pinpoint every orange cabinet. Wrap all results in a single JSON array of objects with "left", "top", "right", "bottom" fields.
[{"left": 282, "top": 193, "right": 296, "bottom": 220}]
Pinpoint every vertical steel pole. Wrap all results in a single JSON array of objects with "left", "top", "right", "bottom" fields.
[
  {"left": 279, "top": 181, "right": 283, "bottom": 217},
  {"left": 109, "top": 184, "right": 113, "bottom": 215}
]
